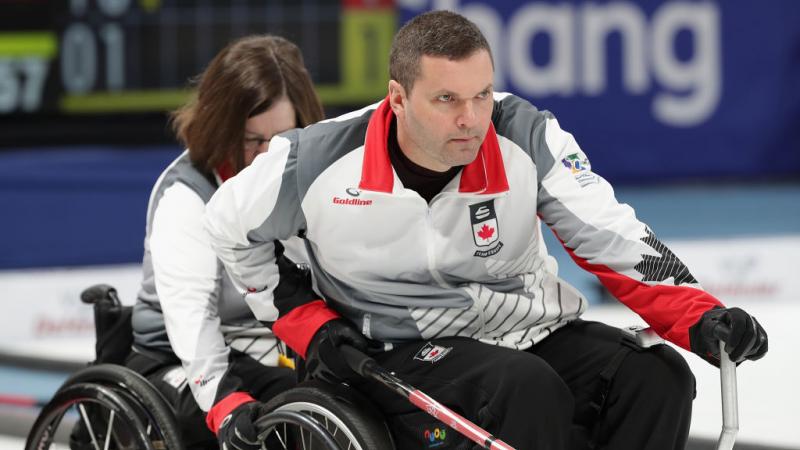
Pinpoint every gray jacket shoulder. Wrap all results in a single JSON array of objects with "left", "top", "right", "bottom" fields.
[
  {"left": 492, "top": 93, "right": 558, "bottom": 182},
  {"left": 159, "top": 152, "right": 217, "bottom": 203},
  {"left": 146, "top": 152, "right": 216, "bottom": 229},
  {"left": 248, "top": 107, "right": 374, "bottom": 240},
  {"left": 287, "top": 106, "right": 375, "bottom": 199}
]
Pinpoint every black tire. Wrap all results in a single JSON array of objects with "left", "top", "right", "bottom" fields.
[
  {"left": 26, "top": 383, "right": 154, "bottom": 450},
  {"left": 263, "top": 380, "right": 395, "bottom": 450},
  {"left": 25, "top": 364, "right": 183, "bottom": 450},
  {"left": 255, "top": 410, "right": 343, "bottom": 450}
]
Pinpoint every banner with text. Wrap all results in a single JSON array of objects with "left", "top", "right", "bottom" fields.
[{"left": 398, "top": 0, "right": 800, "bottom": 183}]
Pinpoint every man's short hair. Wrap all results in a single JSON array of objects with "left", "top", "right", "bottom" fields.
[{"left": 389, "top": 10, "right": 493, "bottom": 94}]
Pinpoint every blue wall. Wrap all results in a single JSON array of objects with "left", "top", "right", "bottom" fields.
[{"left": 0, "top": 147, "right": 180, "bottom": 269}]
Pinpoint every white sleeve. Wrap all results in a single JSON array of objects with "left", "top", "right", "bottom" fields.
[
  {"left": 537, "top": 116, "right": 647, "bottom": 271},
  {"left": 204, "top": 136, "right": 297, "bottom": 322},
  {"left": 536, "top": 117, "right": 719, "bottom": 350},
  {"left": 150, "top": 181, "right": 230, "bottom": 411}
]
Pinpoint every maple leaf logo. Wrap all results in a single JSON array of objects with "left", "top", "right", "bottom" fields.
[{"left": 477, "top": 224, "right": 495, "bottom": 241}]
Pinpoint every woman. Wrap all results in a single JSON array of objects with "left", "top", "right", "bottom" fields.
[{"left": 128, "top": 35, "right": 324, "bottom": 450}]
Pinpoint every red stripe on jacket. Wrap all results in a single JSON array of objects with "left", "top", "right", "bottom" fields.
[{"left": 561, "top": 244, "right": 721, "bottom": 350}]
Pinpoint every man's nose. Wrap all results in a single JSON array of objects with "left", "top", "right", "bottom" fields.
[{"left": 456, "top": 101, "right": 477, "bottom": 129}]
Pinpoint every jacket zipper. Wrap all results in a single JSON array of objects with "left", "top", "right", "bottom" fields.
[{"left": 424, "top": 205, "right": 450, "bottom": 289}]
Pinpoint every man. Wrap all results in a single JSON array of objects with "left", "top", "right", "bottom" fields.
[{"left": 204, "top": 11, "right": 767, "bottom": 450}]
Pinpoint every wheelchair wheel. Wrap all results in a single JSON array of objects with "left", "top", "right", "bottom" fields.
[
  {"left": 263, "top": 380, "right": 395, "bottom": 450},
  {"left": 25, "top": 364, "right": 183, "bottom": 450},
  {"left": 255, "top": 410, "right": 343, "bottom": 449}
]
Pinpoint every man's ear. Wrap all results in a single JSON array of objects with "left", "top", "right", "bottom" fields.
[{"left": 388, "top": 80, "right": 406, "bottom": 117}]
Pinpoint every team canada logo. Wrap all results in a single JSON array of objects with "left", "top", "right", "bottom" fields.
[
  {"left": 469, "top": 200, "right": 499, "bottom": 246},
  {"left": 414, "top": 342, "right": 452, "bottom": 363},
  {"left": 469, "top": 200, "right": 503, "bottom": 257},
  {"left": 470, "top": 201, "right": 498, "bottom": 246}
]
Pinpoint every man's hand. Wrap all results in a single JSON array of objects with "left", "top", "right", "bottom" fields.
[
  {"left": 305, "top": 318, "right": 368, "bottom": 383},
  {"left": 689, "top": 306, "right": 768, "bottom": 365},
  {"left": 217, "top": 401, "right": 267, "bottom": 450}
]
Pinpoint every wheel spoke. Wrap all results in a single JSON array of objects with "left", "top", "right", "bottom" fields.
[
  {"left": 272, "top": 426, "right": 288, "bottom": 449},
  {"left": 30, "top": 367, "right": 183, "bottom": 450},
  {"left": 78, "top": 404, "right": 102, "bottom": 450},
  {"left": 273, "top": 401, "right": 366, "bottom": 450},
  {"left": 103, "top": 410, "right": 115, "bottom": 450}
]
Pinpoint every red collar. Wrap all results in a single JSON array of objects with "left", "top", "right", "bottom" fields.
[
  {"left": 216, "top": 160, "right": 235, "bottom": 183},
  {"left": 359, "top": 96, "right": 509, "bottom": 195}
]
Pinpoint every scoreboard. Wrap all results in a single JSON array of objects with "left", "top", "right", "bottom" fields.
[{"left": 0, "top": 0, "right": 395, "bottom": 138}]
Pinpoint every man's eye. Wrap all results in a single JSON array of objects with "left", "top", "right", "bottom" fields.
[
  {"left": 437, "top": 95, "right": 452, "bottom": 102},
  {"left": 477, "top": 91, "right": 490, "bottom": 99}
]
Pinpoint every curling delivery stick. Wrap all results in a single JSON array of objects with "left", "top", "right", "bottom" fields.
[
  {"left": 341, "top": 345, "right": 515, "bottom": 450},
  {"left": 713, "top": 324, "right": 738, "bottom": 450}
]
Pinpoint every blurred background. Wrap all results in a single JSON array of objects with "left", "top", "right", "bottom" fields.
[{"left": 1, "top": 0, "right": 798, "bottom": 448}]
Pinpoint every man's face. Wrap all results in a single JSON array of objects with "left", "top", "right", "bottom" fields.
[{"left": 391, "top": 50, "right": 494, "bottom": 172}]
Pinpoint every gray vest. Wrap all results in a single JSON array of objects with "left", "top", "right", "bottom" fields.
[{"left": 131, "top": 152, "right": 254, "bottom": 352}]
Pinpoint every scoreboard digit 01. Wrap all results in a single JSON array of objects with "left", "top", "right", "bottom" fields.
[{"left": 0, "top": 0, "right": 395, "bottom": 116}]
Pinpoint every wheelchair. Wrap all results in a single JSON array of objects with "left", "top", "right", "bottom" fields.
[
  {"left": 25, "top": 284, "right": 740, "bottom": 450},
  {"left": 25, "top": 285, "right": 395, "bottom": 450}
]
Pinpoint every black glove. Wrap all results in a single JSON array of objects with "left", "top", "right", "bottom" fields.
[
  {"left": 217, "top": 401, "right": 267, "bottom": 450},
  {"left": 272, "top": 250, "right": 318, "bottom": 316},
  {"left": 689, "top": 306, "right": 768, "bottom": 365},
  {"left": 305, "top": 318, "right": 368, "bottom": 383}
]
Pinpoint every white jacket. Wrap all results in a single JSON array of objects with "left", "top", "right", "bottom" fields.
[
  {"left": 132, "top": 151, "right": 306, "bottom": 411},
  {"left": 204, "top": 93, "right": 721, "bottom": 355}
]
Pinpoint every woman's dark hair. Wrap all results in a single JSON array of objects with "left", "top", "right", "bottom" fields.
[{"left": 172, "top": 35, "right": 324, "bottom": 174}]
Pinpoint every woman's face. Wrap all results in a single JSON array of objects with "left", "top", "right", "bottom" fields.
[{"left": 243, "top": 95, "right": 297, "bottom": 166}]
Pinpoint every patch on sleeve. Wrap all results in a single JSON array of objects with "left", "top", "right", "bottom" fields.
[{"left": 561, "top": 152, "right": 599, "bottom": 187}]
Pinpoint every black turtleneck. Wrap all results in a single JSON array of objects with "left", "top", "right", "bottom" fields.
[{"left": 388, "top": 119, "right": 462, "bottom": 203}]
